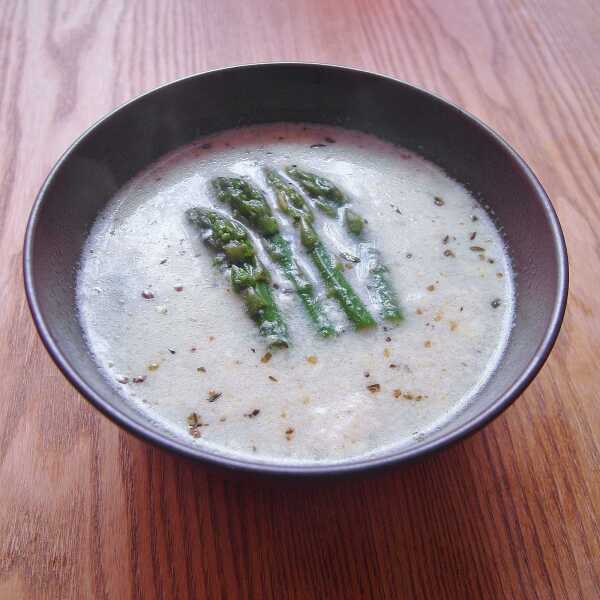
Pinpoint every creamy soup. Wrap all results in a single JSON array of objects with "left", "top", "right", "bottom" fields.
[{"left": 77, "top": 123, "right": 514, "bottom": 464}]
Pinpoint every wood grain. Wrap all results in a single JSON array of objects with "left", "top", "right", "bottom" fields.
[{"left": 1, "top": 1, "right": 599, "bottom": 598}]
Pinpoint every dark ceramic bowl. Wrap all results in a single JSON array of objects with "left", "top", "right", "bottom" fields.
[{"left": 24, "top": 63, "right": 568, "bottom": 476}]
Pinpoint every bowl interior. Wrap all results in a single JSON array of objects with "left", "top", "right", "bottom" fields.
[{"left": 25, "top": 64, "right": 566, "bottom": 474}]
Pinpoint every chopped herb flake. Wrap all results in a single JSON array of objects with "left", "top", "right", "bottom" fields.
[
  {"left": 187, "top": 412, "right": 207, "bottom": 437},
  {"left": 207, "top": 390, "right": 222, "bottom": 402}
]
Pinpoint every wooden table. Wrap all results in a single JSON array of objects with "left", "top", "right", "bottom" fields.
[{"left": 1, "top": 1, "right": 598, "bottom": 598}]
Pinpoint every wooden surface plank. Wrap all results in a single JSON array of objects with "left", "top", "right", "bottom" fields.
[{"left": 1, "top": 1, "right": 599, "bottom": 598}]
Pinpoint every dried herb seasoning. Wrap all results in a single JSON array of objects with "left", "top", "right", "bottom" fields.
[
  {"left": 340, "top": 252, "right": 361, "bottom": 263},
  {"left": 207, "top": 390, "right": 222, "bottom": 402},
  {"left": 187, "top": 412, "right": 207, "bottom": 438}
]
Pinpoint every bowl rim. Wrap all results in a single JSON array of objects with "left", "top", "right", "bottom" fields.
[{"left": 23, "top": 62, "right": 569, "bottom": 476}]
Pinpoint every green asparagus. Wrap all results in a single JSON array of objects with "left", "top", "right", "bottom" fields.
[
  {"left": 265, "top": 169, "right": 314, "bottom": 224},
  {"left": 213, "top": 177, "right": 335, "bottom": 337},
  {"left": 286, "top": 166, "right": 345, "bottom": 217},
  {"left": 367, "top": 254, "right": 403, "bottom": 323},
  {"left": 186, "top": 207, "right": 289, "bottom": 347},
  {"left": 344, "top": 208, "right": 365, "bottom": 236},
  {"left": 265, "top": 169, "right": 376, "bottom": 330},
  {"left": 299, "top": 218, "right": 376, "bottom": 329},
  {"left": 286, "top": 167, "right": 403, "bottom": 323}
]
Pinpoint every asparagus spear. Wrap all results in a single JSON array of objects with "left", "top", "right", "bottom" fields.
[
  {"left": 366, "top": 254, "right": 403, "bottom": 323},
  {"left": 265, "top": 169, "right": 314, "bottom": 224},
  {"left": 265, "top": 169, "right": 376, "bottom": 330},
  {"left": 286, "top": 166, "right": 345, "bottom": 217},
  {"left": 298, "top": 218, "right": 376, "bottom": 329},
  {"left": 344, "top": 208, "right": 365, "bottom": 236},
  {"left": 286, "top": 167, "right": 403, "bottom": 323},
  {"left": 212, "top": 177, "right": 335, "bottom": 337},
  {"left": 186, "top": 207, "right": 289, "bottom": 347}
]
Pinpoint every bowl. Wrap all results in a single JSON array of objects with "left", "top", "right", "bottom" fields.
[{"left": 24, "top": 63, "right": 568, "bottom": 476}]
